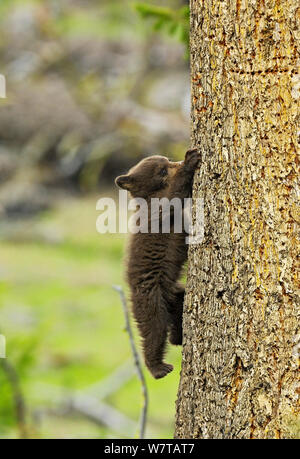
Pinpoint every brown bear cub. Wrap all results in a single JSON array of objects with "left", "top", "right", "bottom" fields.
[{"left": 115, "top": 149, "right": 200, "bottom": 379}]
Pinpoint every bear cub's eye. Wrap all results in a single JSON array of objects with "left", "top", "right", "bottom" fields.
[{"left": 159, "top": 168, "right": 168, "bottom": 177}]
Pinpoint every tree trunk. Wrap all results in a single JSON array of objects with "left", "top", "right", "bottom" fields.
[{"left": 175, "top": 0, "right": 299, "bottom": 439}]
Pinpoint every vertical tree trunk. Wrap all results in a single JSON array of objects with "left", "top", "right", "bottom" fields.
[{"left": 175, "top": 0, "right": 299, "bottom": 439}]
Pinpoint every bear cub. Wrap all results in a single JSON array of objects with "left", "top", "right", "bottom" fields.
[{"left": 115, "top": 149, "right": 200, "bottom": 379}]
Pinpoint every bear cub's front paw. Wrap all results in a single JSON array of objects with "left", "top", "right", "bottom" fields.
[{"left": 184, "top": 148, "right": 201, "bottom": 172}]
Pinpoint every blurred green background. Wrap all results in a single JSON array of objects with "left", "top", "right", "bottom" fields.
[{"left": 0, "top": 0, "right": 190, "bottom": 439}]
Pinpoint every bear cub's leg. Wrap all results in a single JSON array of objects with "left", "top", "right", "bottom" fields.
[
  {"left": 136, "top": 300, "right": 173, "bottom": 379},
  {"left": 168, "top": 287, "right": 184, "bottom": 346}
]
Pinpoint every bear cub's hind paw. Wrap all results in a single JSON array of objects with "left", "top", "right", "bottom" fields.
[
  {"left": 149, "top": 363, "right": 173, "bottom": 379},
  {"left": 169, "top": 333, "right": 182, "bottom": 346}
]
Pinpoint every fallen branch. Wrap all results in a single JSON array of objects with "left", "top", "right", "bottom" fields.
[
  {"left": 32, "top": 363, "right": 138, "bottom": 438},
  {"left": 86, "top": 359, "right": 134, "bottom": 399},
  {"left": 33, "top": 389, "right": 137, "bottom": 437},
  {"left": 69, "top": 395, "right": 136, "bottom": 436}
]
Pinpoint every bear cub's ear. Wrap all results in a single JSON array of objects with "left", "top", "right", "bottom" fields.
[{"left": 115, "top": 174, "right": 133, "bottom": 190}]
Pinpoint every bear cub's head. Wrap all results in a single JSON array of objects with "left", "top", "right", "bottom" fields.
[{"left": 115, "top": 156, "right": 183, "bottom": 199}]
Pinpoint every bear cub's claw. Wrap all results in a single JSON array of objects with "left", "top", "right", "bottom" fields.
[{"left": 184, "top": 148, "right": 201, "bottom": 171}]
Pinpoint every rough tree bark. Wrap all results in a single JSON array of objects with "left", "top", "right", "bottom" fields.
[{"left": 175, "top": 0, "right": 299, "bottom": 439}]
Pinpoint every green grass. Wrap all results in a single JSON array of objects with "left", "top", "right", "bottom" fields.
[{"left": 0, "top": 195, "right": 182, "bottom": 438}]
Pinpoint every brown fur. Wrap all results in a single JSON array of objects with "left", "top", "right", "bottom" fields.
[{"left": 115, "top": 149, "right": 200, "bottom": 379}]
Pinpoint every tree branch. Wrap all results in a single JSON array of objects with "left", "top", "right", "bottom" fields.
[
  {"left": 113, "top": 285, "right": 149, "bottom": 439},
  {"left": 0, "top": 359, "right": 27, "bottom": 439}
]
